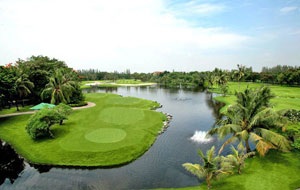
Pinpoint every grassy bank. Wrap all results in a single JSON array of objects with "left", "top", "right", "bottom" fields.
[
  {"left": 153, "top": 150, "right": 300, "bottom": 190},
  {"left": 0, "top": 93, "right": 166, "bottom": 166}
]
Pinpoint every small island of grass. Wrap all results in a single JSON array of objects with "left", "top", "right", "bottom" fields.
[{"left": 0, "top": 93, "right": 167, "bottom": 167}]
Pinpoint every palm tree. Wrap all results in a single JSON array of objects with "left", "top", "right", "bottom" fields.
[
  {"left": 206, "top": 72, "right": 215, "bottom": 89},
  {"left": 208, "top": 86, "right": 290, "bottom": 156},
  {"left": 14, "top": 72, "right": 34, "bottom": 111},
  {"left": 222, "top": 146, "right": 255, "bottom": 174},
  {"left": 182, "top": 146, "right": 233, "bottom": 189},
  {"left": 233, "top": 64, "right": 245, "bottom": 90},
  {"left": 41, "top": 69, "right": 75, "bottom": 105}
]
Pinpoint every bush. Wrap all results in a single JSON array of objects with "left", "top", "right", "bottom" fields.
[
  {"left": 69, "top": 101, "right": 88, "bottom": 107},
  {"left": 284, "top": 109, "right": 300, "bottom": 122},
  {"left": 26, "top": 105, "right": 72, "bottom": 139},
  {"left": 292, "top": 138, "right": 300, "bottom": 150}
]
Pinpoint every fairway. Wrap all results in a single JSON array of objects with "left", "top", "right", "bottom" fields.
[
  {"left": 212, "top": 82, "right": 300, "bottom": 112},
  {"left": 0, "top": 93, "right": 166, "bottom": 166}
]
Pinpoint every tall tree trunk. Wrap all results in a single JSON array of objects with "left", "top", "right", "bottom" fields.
[
  {"left": 245, "top": 139, "right": 251, "bottom": 153},
  {"left": 238, "top": 164, "right": 242, "bottom": 174},
  {"left": 206, "top": 176, "right": 211, "bottom": 189}
]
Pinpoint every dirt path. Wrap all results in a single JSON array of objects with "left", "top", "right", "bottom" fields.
[{"left": 0, "top": 102, "right": 96, "bottom": 118}]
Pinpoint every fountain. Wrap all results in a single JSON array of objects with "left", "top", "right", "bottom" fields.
[{"left": 190, "top": 131, "right": 212, "bottom": 143}]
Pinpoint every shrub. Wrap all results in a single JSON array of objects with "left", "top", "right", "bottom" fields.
[
  {"left": 26, "top": 105, "right": 71, "bottom": 139},
  {"left": 69, "top": 101, "right": 88, "bottom": 107},
  {"left": 284, "top": 109, "right": 300, "bottom": 122}
]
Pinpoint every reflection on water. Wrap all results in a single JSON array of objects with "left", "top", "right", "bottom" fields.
[
  {"left": 0, "top": 140, "right": 24, "bottom": 185},
  {"left": 0, "top": 86, "right": 228, "bottom": 190}
]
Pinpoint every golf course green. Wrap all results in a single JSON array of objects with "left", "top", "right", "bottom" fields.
[{"left": 0, "top": 93, "right": 166, "bottom": 166}]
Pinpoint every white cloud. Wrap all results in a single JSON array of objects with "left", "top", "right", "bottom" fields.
[
  {"left": 280, "top": 6, "right": 298, "bottom": 14},
  {"left": 0, "top": 0, "right": 250, "bottom": 72},
  {"left": 168, "top": 1, "right": 226, "bottom": 16}
]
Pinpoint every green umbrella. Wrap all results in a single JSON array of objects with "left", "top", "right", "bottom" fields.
[{"left": 30, "top": 103, "right": 56, "bottom": 110}]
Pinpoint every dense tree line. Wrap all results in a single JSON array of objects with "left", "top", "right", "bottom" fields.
[
  {"left": 78, "top": 64, "right": 300, "bottom": 88},
  {"left": 0, "top": 56, "right": 84, "bottom": 110}
]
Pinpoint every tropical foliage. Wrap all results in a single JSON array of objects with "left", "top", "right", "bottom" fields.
[
  {"left": 182, "top": 146, "right": 233, "bottom": 189},
  {"left": 208, "top": 86, "right": 291, "bottom": 156},
  {"left": 222, "top": 146, "right": 255, "bottom": 174},
  {"left": 0, "top": 56, "right": 84, "bottom": 110},
  {"left": 41, "top": 69, "right": 76, "bottom": 105}
]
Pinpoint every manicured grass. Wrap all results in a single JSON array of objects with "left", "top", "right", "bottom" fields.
[
  {"left": 211, "top": 82, "right": 300, "bottom": 99},
  {"left": 0, "top": 105, "right": 32, "bottom": 115},
  {"left": 211, "top": 82, "right": 300, "bottom": 113},
  {"left": 215, "top": 96, "right": 300, "bottom": 113},
  {"left": 0, "top": 93, "right": 166, "bottom": 166},
  {"left": 153, "top": 151, "right": 300, "bottom": 190}
]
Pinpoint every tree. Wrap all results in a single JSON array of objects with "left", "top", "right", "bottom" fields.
[
  {"left": 222, "top": 146, "right": 255, "bottom": 174},
  {"left": 233, "top": 64, "right": 246, "bottom": 90},
  {"left": 208, "top": 86, "right": 290, "bottom": 156},
  {"left": 26, "top": 107, "right": 68, "bottom": 139},
  {"left": 53, "top": 103, "right": 72, "bottom": 125},
  {"left": 41, "top": 69, "right": 76, "bottom": 105},
  {"left": 182, "top": 146, "right": 233, "bottom": 189},
  {"left": 14, "top": 69, "right": 34, "bottom": 110},
  {"left": 16, "top": 56, "right": 68, "bottom": 101}
]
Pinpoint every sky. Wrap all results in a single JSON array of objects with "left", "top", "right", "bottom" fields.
[{"left": 0, "top": 0, "right": 299, "bottom": 72}]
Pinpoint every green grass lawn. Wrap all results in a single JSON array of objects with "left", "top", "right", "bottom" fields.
[
  {"left": 0, "top": 93, "right": 166, "bottom": 166},
  {"left": 211, "top": 82, "right": 300, "bottom": 99},
  {"left": 0, "top": 105, "right": 32, "bottom": 115},
  {"left": 211, "top": 82, "right": 300, "bottom": 113},
  {"left": 153, "top": 150, "right": 300, "bottom": 190}
]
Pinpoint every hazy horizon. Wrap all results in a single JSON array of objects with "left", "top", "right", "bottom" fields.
[{"left": 0, "top": 0, "right": 299, "bottom": 72}]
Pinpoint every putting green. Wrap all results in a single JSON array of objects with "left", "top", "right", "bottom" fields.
[
  {"left": 0, "top": 93, "right": 166, "bottom": 166},
  {"left": 85, "top": 128, "right": 127, "bottom": 143}
]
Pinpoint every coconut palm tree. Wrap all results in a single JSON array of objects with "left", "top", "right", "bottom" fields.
[
  {"left": 208, "top": 86, "right": 290, "bottom": 156},
  {"left": 41, "top": 69, "right": 75, "bottom": 105},
  {"left": 14, "top": 71, "right": 34, "bottom": 111},
  {"left": 205, "top": 72, "right": 215, "bottom": 89},
  {"left": 233, "top": 64, "right": 245, "bottom": 90},
  {"left": 222, "top": 146, "right": 255, "bottom": 174},
  {"left": 182, "top": 146, "right": 233, "bottom": 189}
]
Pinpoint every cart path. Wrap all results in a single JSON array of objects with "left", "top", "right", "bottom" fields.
[{"left": 0, "top": 102, "right": 96, "bottom": 118}]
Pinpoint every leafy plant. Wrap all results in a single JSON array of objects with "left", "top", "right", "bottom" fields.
[
  {"left": 182, "top": 146, "right": 233, "bottom": 189},
  {"left": 222, "top": 146, "right": 255, "bottom": 174}
]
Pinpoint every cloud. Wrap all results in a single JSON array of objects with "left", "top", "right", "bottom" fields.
[
  {"left": 280, "top": 6, "right": 298, "bottom": 14},
  {"left": 0, "top": 0, "right": 250, "bottom": 72},
  {"left": 167, "top": 1, "right": 226, "bottom": 17}
]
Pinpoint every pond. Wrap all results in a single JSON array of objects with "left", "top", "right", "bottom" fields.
[{"left": 0, "top": 86, "right": 230, "bottom": 190}]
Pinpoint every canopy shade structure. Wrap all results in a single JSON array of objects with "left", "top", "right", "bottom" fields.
[{"left": 30, "top": 103, "right": 56, "bottom": 110}]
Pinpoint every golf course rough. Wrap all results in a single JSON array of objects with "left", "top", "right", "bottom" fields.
[{"left": 0, "top": 93, "right": 167, "bottom": 167}]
